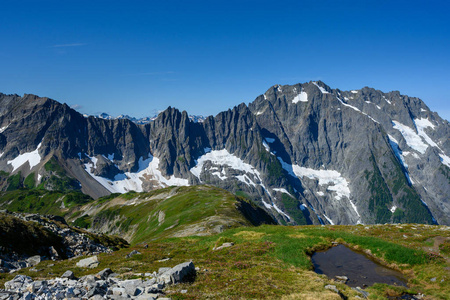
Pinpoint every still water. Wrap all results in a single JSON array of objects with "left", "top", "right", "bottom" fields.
[{"left": 311, "top": 244, "right": 407, "bottom": 288}]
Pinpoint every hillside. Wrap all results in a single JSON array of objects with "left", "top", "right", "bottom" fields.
[{"left": 0, "top": 186, "right": 275, "bottom": 243}]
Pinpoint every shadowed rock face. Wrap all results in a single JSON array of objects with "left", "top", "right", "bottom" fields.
[{"left": 0, "top": 80, "right": 449, "bottom": 225}]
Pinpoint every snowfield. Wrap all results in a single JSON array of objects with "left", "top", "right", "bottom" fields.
[
  {"left": 7, "top": 142, "right": 42, "bottom": 172},
  {"left": 83, "top": 153, "right": 189, "bottom": 193}
]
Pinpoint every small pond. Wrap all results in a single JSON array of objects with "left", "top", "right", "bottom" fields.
[{"left": 311, "top": 244, "right": 407, "bottom": 288}]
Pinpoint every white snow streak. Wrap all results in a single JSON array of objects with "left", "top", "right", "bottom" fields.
[
  {"left": 273, "top": 188, "right": 293, "bottom": 197},
  {"left": 351, "top": 90, "right": 358, "bottom": 94},
  {"left": 312, "top": 82, "right": 329, "bottom": 94},
  {"left": 390, "top": 205, "right": 397, "bottom": 213},
  {"left": 7, "top": 142, "right": 42, "bottom": 172},
  {"left": 388, "top": 134, "right": 412, "bottom": 184},
  {"left": 439, "top": 153, "right": 450, "bottom": 168},
  {"left": 0, "top": 124, "right": 10, "bottom": 133},
  {"left": 273, "top": 203, "right": 291, "bottom": 220},
  {"left": 277, "top": 157, "right": 350, "bottom": 200},
  {"left": 323, "top": 214, "right": 334, "bottom": 225},
  {"left": 336, "top": 97, "right": 379, "bottom": 123},
  {"left": 262, "top": 140, "right": 270, "bottom": 152},
  {"left": 292, "top": 91, "right": 308, "bottom": 103}
]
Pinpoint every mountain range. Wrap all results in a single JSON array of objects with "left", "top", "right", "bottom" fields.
[{"left": 0, "top": 81, "right": 448, "bottom": 225}]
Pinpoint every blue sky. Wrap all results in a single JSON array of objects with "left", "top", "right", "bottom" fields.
[{"left": 1, "top": 0, "right": 449, "bottom": 120}]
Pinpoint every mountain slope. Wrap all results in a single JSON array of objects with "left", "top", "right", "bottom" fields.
[{"left": 0, "top": 81, "right": 448, "bottom": 225}]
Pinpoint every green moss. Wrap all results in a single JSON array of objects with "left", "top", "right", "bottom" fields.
[
  {"left": 72, "top": 215, "right": 92, "bottom": 229},
  {"left": 6, "top": 172, "right": 22, "bottom": 191},
  {"left": 281, "top": 194, "right": 307, "bottom": 225},
  {"left": 365, "top": 156, "right": 392, "bottom": 224},
  {"left": 23, "top": 173, "right": 36, "bottom": 189}
]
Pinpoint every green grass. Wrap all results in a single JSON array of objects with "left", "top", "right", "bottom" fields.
[
  {"left": 0, "top": 189, "right": 93, "bottom": 216},
  {"left": 1, "top": 223, "right": 447, "bottom": 299}
]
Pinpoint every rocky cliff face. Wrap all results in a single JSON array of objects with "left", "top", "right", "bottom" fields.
[{"left": 0, "top": 81, "right": 448, "bottom": 225}]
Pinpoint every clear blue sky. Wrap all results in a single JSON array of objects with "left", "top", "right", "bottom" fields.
[{"left": 1, "top": 0, "right": 449, "bottom": 120}]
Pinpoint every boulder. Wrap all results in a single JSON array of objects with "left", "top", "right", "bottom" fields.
[
  {"left": 158, "top": 262, "right": 196, "bottom": 285},
  {"left": 76, "top": 256, "right": 99, "bottom": 268},
  {"left": 26, "top": 256, "right": 41, "bottom": 267},
  {"left": 61, "top": 270, "right": 76, "bottom": 280}
]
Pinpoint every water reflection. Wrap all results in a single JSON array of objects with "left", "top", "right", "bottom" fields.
[{"left": 311, "top": 244, "right": 407, "bottom": 288}]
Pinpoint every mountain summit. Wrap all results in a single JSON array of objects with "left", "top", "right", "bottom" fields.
[{"left": 0, "top": 81, "right": 448, "bottom": 225}]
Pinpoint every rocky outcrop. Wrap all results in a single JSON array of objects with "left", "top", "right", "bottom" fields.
[
  {"left": 0, "top": 212, "right": 127, "bottom": 273},
  {"left": 1, "top": 262, "right": 195, "bottom": 299}
]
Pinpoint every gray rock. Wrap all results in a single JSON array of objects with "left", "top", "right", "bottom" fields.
[
  {"left": 76, "top": 256, "right": 99, "bottom": 268},
  {"left": 352, "top": 287, "right": 369, "bottom": 298},
  {"left": 158, "top": 261, "right": 196, "bottom": 285},
  {"left": 325, "top": 284, "right": 340, "bottom": 294},
  {"left": 213, "top": 242, "right": 234, "bottom": 251},
  {"left": 61, "top": 270, "right": 76, "bottom": 280},
  {"left": 96, "top": 268, "right": 114, "bottom": 280},
  {"left": 126, "top": 250, "right": 141, "bottom": 258},
  {"left": 26, "top": 255, "right": 41, "bottom": 267},
  {"left": 335, "top": 275, "right": 348, "bottom": 283}
]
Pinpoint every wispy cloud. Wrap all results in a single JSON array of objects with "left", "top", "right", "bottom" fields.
[
  {"left": 51, "top": 43, "right": 87, "bottom": 48},
  {"left": 70, "top": 104, "right": 83, "bottom": 110}
]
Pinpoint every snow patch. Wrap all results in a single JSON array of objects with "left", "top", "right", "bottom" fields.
[
  {"left": 312, "top": 82, "right": 329, "bottom": 94},
  {"left": 390, "top": 205, "right": 397, "bottom": 213},
  {"left": 0, "top": 124, "right": 10, "bottom": 133},
  {"left": 336, "top": 96, "right": 379, "bottom": 123},
  {"left": 273, "top": 203, "right": 291, "bottom": 220},
  {"left": 277, "top": 157, "right": 350, "bottom": 200},
  {"left": 388, "top": 134, "right": 412, "bottom": 184},
  {"left": 420, "top": 199, "right": 428, "bottom": 207},
  {"left": 261, "top": 200, "right": 291, "bottom": 221},
  {"left": 323, "top": 214, "right": 334, "bottom": 225},
  {"left": 317, "top": 191, "right": 325, "bottom": 196},
  {"left": 383, "top": 96, "right": 392, "bottom": 104},
  {"left": 351, "top": 90, "right": 358, "bottom": 94},
  {"left": 191, "top": 149, "right": 262, "bottom": 181},
  {"left": 299, "top": 204, "right": 307, "bottom": 211},
  {"left": 439, "top": 153, "right": 450, "bottom": 168},
  {"left": 256, "top": 111, "right": 264, "bottom": 116},
  {"left": 277, "top": 85, "right": 282, "bottom": 93},
  {"left": 212, "top": 171, "right": 227, "bottom": 180},
  {"left": 292, "top": 91, "right": 308, "bottom": 103},
  {"left": 420, "top": 108, "right": 427, "bottom": 112},
  {"left": 392, "top": 121, "right": 429, "bottom": 154},
  {"left": 414, "top": 118, "right": 438, "bottom": 148},
  {"left": 273, "top": 188, "right": 293, "bottom": 197},
  {"left": 236, "top": 174, "right": 257, "bottom": 187},
  {"left": 7, "top": 142, "right": 42, "bottom": 172},
  {"left": 262, "top": 140, "right": 270, "bottom": 152},
  {"left": 84, "top": 154, "right": 189, "bottom": 193}
]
